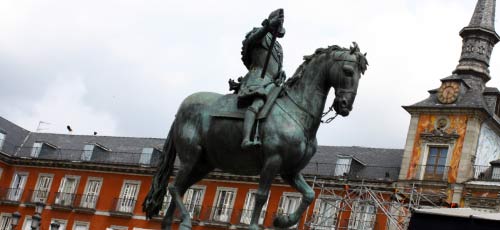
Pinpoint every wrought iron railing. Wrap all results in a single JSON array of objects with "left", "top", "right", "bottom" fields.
[
  {"left": 472, "top": 165, "right": 500, "bottom": 181},
  {"left": 111, "top": 198, "right": 137, "bottom": 213},
  {"left": 27, "top": 189, "right": 51, "bottom": 203},
  {"left": 54, "top": 192, "right": 76, "bottom": 207},
  {"left": 0, "top": 187, "right": 24, "bottom": 202},
  {"left": 236, "top": 208, "right": 267, "bottom": 225},
  {"left": 410, "top": 164, "right": 449, "bottom": 181},
  {"left": 74, "top": 194, "right": 99, "bottom": 209}
]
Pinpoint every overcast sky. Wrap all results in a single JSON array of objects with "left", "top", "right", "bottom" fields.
[{"left": 0, "top": 0, "right": 497, "bottom": 149}]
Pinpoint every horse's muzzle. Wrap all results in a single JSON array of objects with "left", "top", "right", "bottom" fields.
[{"left": 333, "top": 98, "right": 351, "bottom": 117}]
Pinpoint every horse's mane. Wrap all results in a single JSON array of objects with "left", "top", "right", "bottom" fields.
[{"left": 285, "top": 43, "right": 368, "bottom": 87}]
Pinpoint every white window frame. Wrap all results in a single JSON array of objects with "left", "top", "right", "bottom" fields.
[
  {"left": 211, "top": 187, "right": 237, "bottom": 222},
  {"left": 348, "top": 201, "right": 376, "bottom": 230},
  {"left": 139, "top": 148, "right": 154, "bottom": 165},
  {"left": 117, "top": 180, "right": 141, "bottom": 213},
  {"left": 0, "top": 132, "right": 5, "bottom": 151},
  {"left": 240, "top": 189, "right": 269, "bottom": 225},
  {"left": 55, "top": 175, "right": 80, "bottom": 206},
  {"left": 183, "top": 185, "right": 205, "bottom": 218},
  {"left": 418, "top": 144, "right": 452, "bottom": 180},
  {"left": 32, "top": 173, "right": 54, "bottom": 203},
  {"left": 334, "top": 156, "right": 352, "bottom": 176},
  {"left": 312, "top": 195, "right": 341, "bottom": 230},
  {"left": 80, "top": 177, "right": 102, "bottom": 209},
  {"left": 31, "top": 142, "right": 43, "bottom": 157},
  {"left": 50, "top": 218, "right": 68, "bottom": 230},
  {"left": 73, "top": 221, "right": 90, "bottom": 230},
  {"left": 159, "top": 190, "right": 172, "bottom": 216},
  {"left": 0, "top": 213, "right": 12, "bottom": 230},
  {"left": 81, "top": 144, "right": 95, "bottom": 161},
  {"left": 21, "top": 215, "right": 32, "bottom": 230},
  {"left": 277, "top": 192, "right": 302, "bottom": 228},
  {"left": 8, "top": 172, "right": 28, "bottom": 201}
]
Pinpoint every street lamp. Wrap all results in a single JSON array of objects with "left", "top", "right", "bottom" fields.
[
  {"left": 34, "top": 202, "right": 45, "bottom": 214},
  {"left": 30, "top": 202, "right": 45, "bottom": 230},
  {"left": 10, "top": 211, "right": 21, "bottom": 230},
  {"left": 50, "top": 221, "right": 60, "bottom": 230}
]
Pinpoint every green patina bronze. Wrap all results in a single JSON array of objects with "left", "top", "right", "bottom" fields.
[{"left": 143, "top": 9, "right": 368, "bottom": 230}]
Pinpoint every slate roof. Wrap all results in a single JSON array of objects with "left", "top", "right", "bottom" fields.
[
  {"left": 0, "top": 116, "right": 404, "bottom": 180},
  {"left": 303, "top": 146, "right": 404, "bottom": 181},
  {"left": 0, "top": 116, "right": 30, "bottom": 155}
]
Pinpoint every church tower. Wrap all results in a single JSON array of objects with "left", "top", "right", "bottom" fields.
[{"left": 399, "top": 0, "right": 500, "bottom": 208}]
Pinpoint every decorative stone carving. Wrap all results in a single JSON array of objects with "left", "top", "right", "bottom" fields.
[{"left": 420, "top": 128, "right": 460, "bottom": 143}]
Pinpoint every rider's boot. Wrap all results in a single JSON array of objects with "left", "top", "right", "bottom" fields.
[{"left": 241, "top": 108, "right": 261, "bottom": 149}]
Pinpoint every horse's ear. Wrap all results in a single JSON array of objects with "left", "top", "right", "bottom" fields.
[
  {"left": 364, "top": 52, "right": 367, "bottom": 57},
  {"left": 350, "top": 42, "right": 360, "bottom": 54}
]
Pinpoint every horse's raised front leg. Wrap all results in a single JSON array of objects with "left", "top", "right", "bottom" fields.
[
  {"left": 249, "top": 155, "right": 282, "bottom": 230},
  {"left": 274, "top": 172, "right": 315, "bottom": 228}
]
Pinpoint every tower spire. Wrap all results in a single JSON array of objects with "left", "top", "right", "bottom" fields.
[{"left": 453, "top": 0, "right": 500, "bottom": 82}]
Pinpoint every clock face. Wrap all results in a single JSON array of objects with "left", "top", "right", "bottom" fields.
[{"left": 437, "top": 81, "right": 460, "bottom": 104}]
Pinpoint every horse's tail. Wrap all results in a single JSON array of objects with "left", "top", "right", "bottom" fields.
[{"left": 142, "top": 120, "right": 177, "bottom": 219}]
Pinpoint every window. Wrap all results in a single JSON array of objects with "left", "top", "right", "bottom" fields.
[
  {"left": 424, "top": 146, "right": 448, "bottom": 180},
  {"left": 73, "top": 221, "right": 89, "bottom": 230},
  {"left": 211, "top": 187, "right": 237, "bottom": 222},
  {"left": 278, "top": 193, "right": 301, "bottom": 228},
  {"left": 22, "top": 216, "right": 32, "bottom": 230},
  {"left": 334, "top": 156, "right": 352, "bottom": 176},
  {"left": 0, "top": 213, "right": 12, "bottom": 230},
  {"left": 32, "top": 174, "right": 53, "bottom": 203},
  {"left": 139, "top": 148, "right": 154, "bottom": 164},
  {"left": 80, "top": 177, "right": 102, "bottom": 209},
  {"left": 117, "top": 181, "right": 140, "bottom": 213},
  {"left": 313, "top": 196, "right": 341, "bottom": 230},
  {"left": 55, "top": 176, "right": 79, "bottom": 206},
  {"left": 8, "top": 173, "right": 28, "bottom": 201},
  {"left": 183, "top": 187, "right": 205, "bottom": 218},
  {"left": 348, "top": 201, "right": 376, "bottom": 230},
  {"left": 240, "top": 190, "right": 268, "bottom": 225},
  {"left": 31, "top": 142, "right": 43, "bottom": 157},
  {"left": 81, "top": 144, "right": 94, "bottom": 161},
  {"left": 50, "top": 219, "right": 67, "bottom": 230},
  {"left": 0, "top": 132, "right": 5, "bottom": 151},
  {"left": 159, "top": 190, "right": 172, "bottom": 216}
]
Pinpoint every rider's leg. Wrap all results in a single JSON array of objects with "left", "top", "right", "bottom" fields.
[{"left": 241, "top": 98, "right": 265, "bottom": 149}]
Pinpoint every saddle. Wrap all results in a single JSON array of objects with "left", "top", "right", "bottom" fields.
[{"left": 210, "top": 86, "right": 283, "bottom": 119}]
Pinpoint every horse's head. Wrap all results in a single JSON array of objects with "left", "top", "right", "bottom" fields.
[{"left": 327, "top": 42, "right": 368, "bottom": 117}]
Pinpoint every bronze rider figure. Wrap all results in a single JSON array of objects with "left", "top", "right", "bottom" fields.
[{"left": 238, "top": 9, "right": 286, "bottom": 149}]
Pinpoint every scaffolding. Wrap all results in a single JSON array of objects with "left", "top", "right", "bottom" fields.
[{"left": 303, "top": 181, "right": 447, "bottom": 230}]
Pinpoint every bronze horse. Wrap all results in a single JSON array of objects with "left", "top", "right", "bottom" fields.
[{"left": 143, "top": 43, "right": 367, "bottom": 230}]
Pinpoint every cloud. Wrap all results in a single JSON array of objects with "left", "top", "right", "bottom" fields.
[{"left": 0, "top": 0, "right": 498, "bottom": 148}]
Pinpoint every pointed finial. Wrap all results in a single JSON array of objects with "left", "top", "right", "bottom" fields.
[{"left": 453, "top": 0, "right": 500, "bottom": 82}]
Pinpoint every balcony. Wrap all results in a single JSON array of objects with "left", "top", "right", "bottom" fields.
[
  {"left": 0, "top": 188, "right": 24, "bottom": 205},
  {"left": 26, "top": 190, "right": 51, "bottom": 204},
  {"left": 53, "top": 192, "right": 76, "bottom": 210},
  {"left": 236, "top": 208, "right": 267, "bottom": 225},
  {"left": 410, "top": 164, "right": 449, "bottom": 181},
  {"left": 73, "top": 194, "right": 99, "bottom": 213},
  {"left": 110, "top": 198, "right": 137, "bottom": 218},
  {"left": 472, "top": 165, "right": 500, "bottom": 181}
]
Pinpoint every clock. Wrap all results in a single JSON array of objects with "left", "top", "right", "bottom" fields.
[{"left": 437, "top": 81, "right": 460, "bottom": 104}]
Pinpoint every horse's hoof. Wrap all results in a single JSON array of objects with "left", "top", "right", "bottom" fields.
[{"left": 273, "top": 214, "right": 298, "bottom": 228}]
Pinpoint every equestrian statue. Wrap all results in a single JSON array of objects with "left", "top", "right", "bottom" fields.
[{"left": 143, "top": 8, "right": 368, "bottom": 230}]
